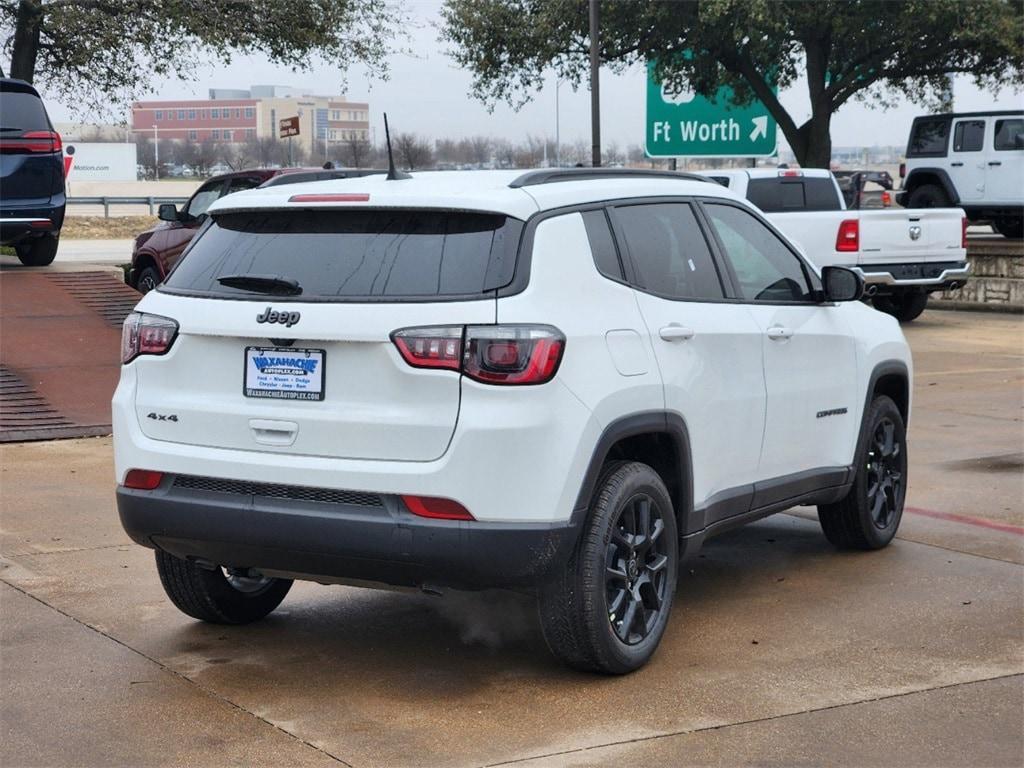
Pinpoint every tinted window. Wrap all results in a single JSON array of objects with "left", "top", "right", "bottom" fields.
[
  {"left": 226, "top": 177, "right": 264, "bottom": 194},
  {"left": 994, "top": 119, "right": 1024, "bottom": 151},
  {"left": 746, "top": 178, "right": 841, "bottom": 212},
  {"left": 908, "top": 118, "right": 950, "bottom": 157},
  {"left": 184, "top": 182, "right": 225, "bottom": 218},
  {"left": 0, "top": 91, "right": 50, "bottom": 131},
  {"left": 704, "top": 204, "right": 813, "bottom": 302},
  {"left": 953, "top": 120, "right": 985, "bottom": 152},
  {"left": 581, "top": 210, "right": 623, "bottom": 280},
  {"left": 164, "top": 210, "right": 523, "bottom": 301},
  {"left": 614, "top": 203, "right": 724, "bottom": 300}
]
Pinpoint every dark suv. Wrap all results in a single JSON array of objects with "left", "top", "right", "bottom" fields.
[
  {"left": 0, "top": 79, "right": 65, "bottom": 266},
  {"left": 129, "top": 167, "right": 382, "bottom": 292}
]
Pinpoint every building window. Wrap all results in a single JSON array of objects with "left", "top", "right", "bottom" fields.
[
  {"left": 246, "top": 128, "right": 255, "bottom": 138},
  {"left": 211, "top": 129, "right": 220, "bottom": 139},
  {"left": 201, "top": 109, "right": 207, "bottom": 119},
  {"left": 155, "top": 110, "right": 163, "bottom": 120},
  {"left": 245, "top": 107, "right": 254, "bottom": 118},
  {"left": 224, "top": 109, "right": 231, "bottom": 120},
  {"left": 331, "top": 110, "right": 340, "bottom": 121},
  {"left": 223, "top": 130, "right": 232, "bottom": 141},
  {"left": 177, "top": 110, "right": 185, "bottom": 119},
  {"left": 212, "top": 108, "right": 220, "bottom": 118},
  {"left": 188, "top": 130, "right": 197, "bottom": 140},
  {"left": 188, "top": 109, "right": 196, "bottom": 120}
]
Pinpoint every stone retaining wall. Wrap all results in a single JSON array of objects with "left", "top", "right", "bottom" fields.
[{"left": 931, "top": 239, "right": 1023, "bottom": 312}]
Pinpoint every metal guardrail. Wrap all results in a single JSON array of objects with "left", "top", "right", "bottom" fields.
[{"left": 67, "top": 196, "right": 189, "bottom": 217}]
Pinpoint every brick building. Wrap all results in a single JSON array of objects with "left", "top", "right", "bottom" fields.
[{"left": 131, "top": 85, "right": 370, "bottom": 155}]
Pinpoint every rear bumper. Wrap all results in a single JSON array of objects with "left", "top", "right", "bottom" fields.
[
  {"left": 0, "top": 197, "right": 66, "bottom": 244},
  {"left": 851, "top": 261, "right": 970, "bottom": 291},
  {"left": 117, "top": 480, "right": 580, "bottom": 590}
]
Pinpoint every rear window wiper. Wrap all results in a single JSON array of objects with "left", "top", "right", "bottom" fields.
[{"left": 216, "top": 274, "right": 302, "bottom": 296}]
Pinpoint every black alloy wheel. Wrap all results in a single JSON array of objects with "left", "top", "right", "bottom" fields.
[
  {"left": 866, "top": 417, "right": 903, "bottom": 530},
  {"left": 605, "top": 493, "right": 671, "bottom": 645}
]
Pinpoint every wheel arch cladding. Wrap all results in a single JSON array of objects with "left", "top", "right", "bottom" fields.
[
  {"left": 869, "top": 362, "right": 910, "bottom": 427},
  {"left": 905, "top": 168, "right": 959, "bottom": 204},
  {"left": 572, "top": 411, "right": 694, "bottom": 532}
]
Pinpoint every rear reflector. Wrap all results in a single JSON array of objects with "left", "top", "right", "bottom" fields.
[
  {"left": 123, "top": 469, "right": 163, "bottom": 490},
  {"left": 402, "top": 495, "right": 475, "bottom": 521},
  {"left": 29, "top": 219, "right": 53, "bottom": 229},
  {"left": 288, "top": 193, "right": 370, "bottom": 203},
  {"left": 835, "top": 219, "right": 860, "bottom": 252},
  {"left": 962, "top": 216, "right": 968, "bottom": 249}
]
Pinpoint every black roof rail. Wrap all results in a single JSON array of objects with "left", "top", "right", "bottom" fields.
[{"left": 508, "top": 168, "right": 711, "bottom": 188}]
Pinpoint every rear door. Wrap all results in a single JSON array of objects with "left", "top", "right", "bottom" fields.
[
  {"left": 134, "top": 208, "right": 521, "bottom": 462},
  {"left": 701, "top": 201, "right": 859, "bottom": 481},
  {"left": 949, "top": 118, "right": 987, "bottom": 201},
  {"left": 988, "top": 116, "right": 1024, "bottom": 204},
  {"left": 609, "top": 200, "right": 767, "bottom": 510}
]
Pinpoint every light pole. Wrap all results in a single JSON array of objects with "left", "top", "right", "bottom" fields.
[
  {"left": 555, "top": 78, "right": 561, "bottom": 167},
  {"left": 153, "top": 124, "right": 159, "bottom": 181},
  {"left": 588, "top": 0, "right": 601, "bottom": 167}
]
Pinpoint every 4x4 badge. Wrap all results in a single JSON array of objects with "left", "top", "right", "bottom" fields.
[{"left": 256, "top": 307, "right": 301, "bottom": 327}]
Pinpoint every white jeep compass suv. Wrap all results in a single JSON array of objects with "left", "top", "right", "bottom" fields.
[{"left": 114, "top": 168, "right": 912, "bottom": 673}]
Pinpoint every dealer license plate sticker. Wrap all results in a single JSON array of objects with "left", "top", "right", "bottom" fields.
[{"left": 244, "top": 347, "right": 325, "bottom": 401}]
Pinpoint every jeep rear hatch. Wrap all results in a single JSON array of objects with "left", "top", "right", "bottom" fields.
[{"left": 133, "top": 208, "right": 521, "bottom": 461}]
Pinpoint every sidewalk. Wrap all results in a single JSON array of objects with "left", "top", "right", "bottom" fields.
[{"left": 55, "top": 239, "right": 134, "bottom": 265}]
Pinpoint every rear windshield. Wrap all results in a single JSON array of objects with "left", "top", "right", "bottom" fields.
[
  {"left": 745, "top": 178, "right": 841, "bottom": 212},
  {"left": 0, "top": 91, "right": 51, "bottom": 132},
  {"left": 163, "top": 209, "right": 523, "bottom": 301}
]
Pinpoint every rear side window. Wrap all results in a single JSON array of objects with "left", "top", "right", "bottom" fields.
[
  {"left": 0, "top": 91, "right": 51, "bottom": 131},
  {"left": 581, "top": 209, "right": 623, "bottom": 280},
  {"left": 746, "top": 178, "right": 841, "bottom": 212},
  {"left": 164, "top": 210, "right": 523, "bottom": 301},
  {"left": 953, "top": 120, "right": 985, "bottom": 152},
  {"left": 994, "top": 118, "right": 1024, "bottom": 151},
  {"left": 908, "top": 118, "right": 950, "bottom": 157},
  {"left": 613, "top": 203, "right": 724, "bottom": 300}
]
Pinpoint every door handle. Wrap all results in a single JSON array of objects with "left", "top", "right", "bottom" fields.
[
  {"left": 250, "top": 419, "right": 298, "bottom": 446},
  {"left": 659, "top": 324, "right": 695, "bottom": 342},
  {"left": 988, "top": 161, "right": 1002, "bottom": 166},
  {"left": 950, "top": 162, "right": 964, "bottom": 167},
  {"left": 766, "top": 326, "right": 794, "bottom": 341}
]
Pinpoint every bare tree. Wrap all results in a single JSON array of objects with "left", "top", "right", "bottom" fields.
[
  {"left": 467, "top": 136, "right": 493, "bottom": 167},
  {"left": 344, "top": 134, "right": 372, "bottom": 167},
  {"left": 393, "top": 132, "right": 433, "bottom": 170}
]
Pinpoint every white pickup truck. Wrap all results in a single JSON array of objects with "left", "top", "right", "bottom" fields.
[{"left": 702, "top": 168, "right": 969, "bottom": 322}]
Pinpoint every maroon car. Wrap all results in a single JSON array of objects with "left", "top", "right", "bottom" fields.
[{"left": 128, "top": 167, "right": 383, "bottom": 292}]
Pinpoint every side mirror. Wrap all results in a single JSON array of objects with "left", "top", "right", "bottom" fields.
[
  {"left": 158, "top": 203, "right": 180, "bottom": 222},
  {"left": 821, "top": 266, "right": 864, "bottom": 302}
]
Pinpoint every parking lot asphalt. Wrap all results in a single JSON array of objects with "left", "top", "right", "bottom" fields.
[{"left": 1, "top": 309, "right": 1021, "bottom": 768}]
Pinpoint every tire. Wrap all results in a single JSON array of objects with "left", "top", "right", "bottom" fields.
[
  {"left": 15, "top": 234, "right": 58, "bottom": 266},
  {"left": 154, "top": 550, "right": 292, "bottom": 624},
  {"left": 994, "top": 218, "right": 1023, "bottom": 239},
  {"left": 818, "top": 395, "right": 907, "bottom": 550},
  {"left": 906, "top": 183, "right": 950, "bottom": 209},
  {"left": 538, "top": 461, "right": 678, "bottom": 674},
  {"left": 136, "top": 265, "right": 161, "bottom": 294},
  {"left": 872, "top": 292, "right": 928, "bottom": 323}
]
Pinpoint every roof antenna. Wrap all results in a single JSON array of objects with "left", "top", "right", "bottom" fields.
[{"left": 383, "top": 113, "right": 411, "bottom": 181}]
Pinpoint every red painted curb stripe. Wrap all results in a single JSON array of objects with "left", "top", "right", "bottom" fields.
[{"left": 905, "top": 506, "right": 1024, "bottom": 536}]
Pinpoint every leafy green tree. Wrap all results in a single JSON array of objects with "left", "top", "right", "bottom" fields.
[
  {"left": 1, "top": 0, "right": 404, "bottom": 113},
  {"left": 441, "top": 0, "right": 1024, "bottom": 167}
]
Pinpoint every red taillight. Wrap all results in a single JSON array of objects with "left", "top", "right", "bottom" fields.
[
  {"left": 463, "top": 326, "right": 564, "bottom": 385},
  {"left": 288, "top": 193, "right": 370, "bottom": 203},
  {"left": 402, "top": 495, "right": 474, "bottom": 521},
  {"left": 836, "top": 219, "right": 860, "bottom": 252},
  {"left": 391, "top": 326, "right": 463, "bottom": 371},
  {"left": 123, "top": 469, "right": 163, "bottom": 490},
  {"left": 881, "top": 191, "right": 892, "bottom": 207},
  {"left": 29, "top": 219, "right": 53, "bottom": 228},
  {"left": 391, "top": 324, "right": 565, "bottom": 385},
  {"left": 962, "top": 216, "right": 968, "bottom": 249},
  {"left": 899, "top": 162, "right": 906, "bottom": 179},
  {"left": 121, "top": 312, "right": 179, "bottom": 363},
  {"left": 0, "top": 130, "right": 61, "bottom": 154},
  {"left": 778, "top": 169, "right": 802, "bottom": 177}
]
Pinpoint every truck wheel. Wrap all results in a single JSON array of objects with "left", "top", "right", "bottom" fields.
[
  {"left": 994, "top": 218, "right": 1023, "bottom": 239},
  {"left": 907, "top": 183, "right": 950, "bottom": 209},
  {"left": 136, "top": 266, "right": 161, "bottom": 294},
  {"left": 818, "top": 395, "right": 907, "bottom": 550},
  {"left": 155, "top": 550, "right": 292, "bottom": 624},
  {"left": 873, "top": 292, "right": 928, "bottom": 323},
  {"left": 538, "top": 461, "right": 678, "bottom": 674},
  {"left": 15, "top": 234, "right": 58, "bottom": 266}
]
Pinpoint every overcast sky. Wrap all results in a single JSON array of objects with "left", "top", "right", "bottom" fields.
[{"left": 44, "top": 0, "right": 1023, "bottom": 151}]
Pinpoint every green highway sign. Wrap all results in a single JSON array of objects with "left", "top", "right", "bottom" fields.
[{"left": 645, "top": 61, "right": 777, "bottom": 158}]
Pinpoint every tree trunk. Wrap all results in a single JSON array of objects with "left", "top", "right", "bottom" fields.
[
  {"left": 781, "top": 109, "right": 834, "bottom": 168},
  {"left": 10, "top": 0, "right": 43, "bottom": 83}
]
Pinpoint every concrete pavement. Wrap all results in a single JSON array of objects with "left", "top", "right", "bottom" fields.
[{"left": 1, "top": 309, "right": 1022, "bottom": 767}]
